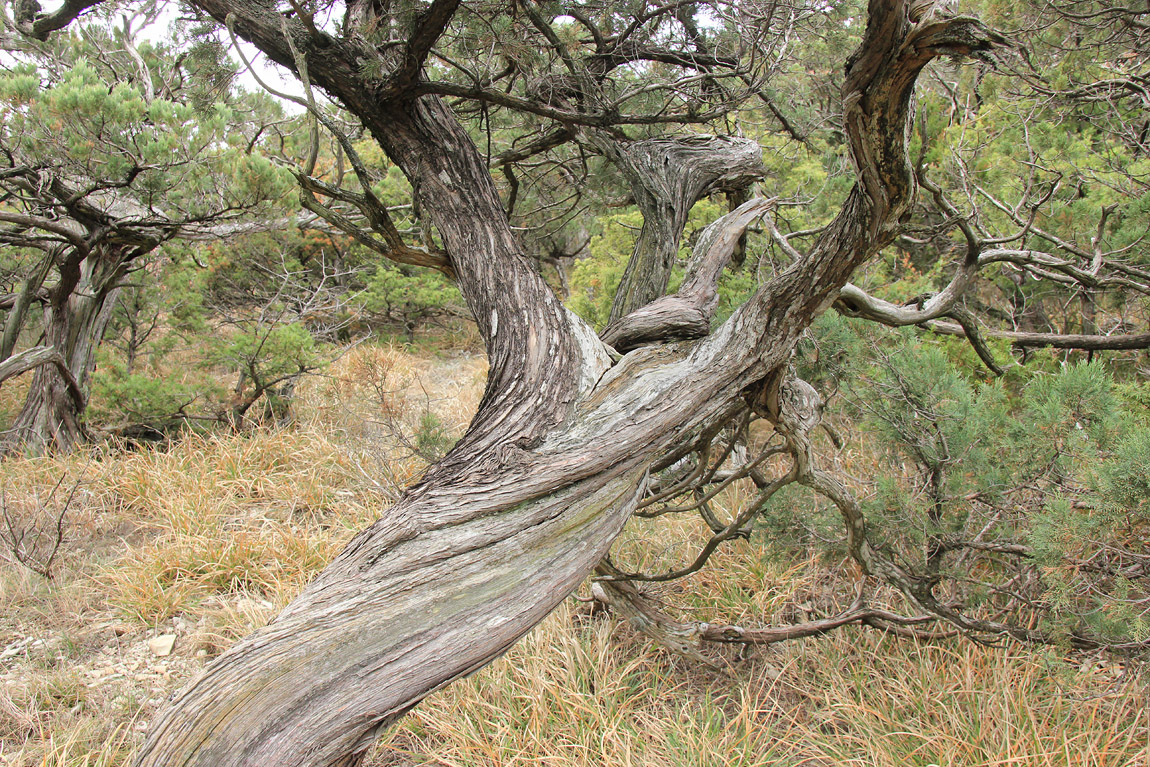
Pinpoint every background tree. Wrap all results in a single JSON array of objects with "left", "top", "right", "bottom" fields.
[{"left": 0, "top": 10, "right": 293, "bottom": 453}]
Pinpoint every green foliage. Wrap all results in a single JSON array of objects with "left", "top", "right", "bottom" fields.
[
  {"left": 1023, "top": 361, "right": 1118, "bottom": 446},
  {"left": 88, "top": 229, "right": 346, "bottom": 436},
  {"left": 0, "top": 53, "right": 292, "bottom": 219},
  {"left": 567, "top": 210, "right": 639, "bottom": 329},
  {"left": 414, "top": 411, "right": 456, "bottom": 461},
  {"left": 856, "top": 338, "right": 1010, "bottom": 536},
  {"left": 88, "top": 356, "right": 218, "bottom": 433},
  {"left": 216, "top": 323, "right": 318, "bottom": 383},
  {"left": 360, "top": 264, "right": 460, "bottom": 340},
  {"left": 0, "top": 19, "right": 304, "bottom": 452},
  {"left": 778, "top": 315, "right": 1150, "bottom": 649},
  {"left": 1098, "top": 430, "right": 1150, "bottom": 515}
]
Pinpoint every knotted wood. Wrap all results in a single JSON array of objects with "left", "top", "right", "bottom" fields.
[{"left": 593, "top": 134, "right": 765, "bottom": 323}]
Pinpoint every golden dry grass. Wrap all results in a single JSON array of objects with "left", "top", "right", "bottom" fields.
[
  {"left": 378, "top": 606, "right": 1147, "bottom": 767},
  {"left": 0, "top": 343, "right": 1146, "bottom": 767}
]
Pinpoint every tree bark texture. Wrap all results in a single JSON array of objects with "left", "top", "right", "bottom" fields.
[
  {"left": 597, "top": 134, "right": 765, "bottom": 324},
  {"left": 133, "top": 1, "right": 1005, "bottom": 764},
  {"left": 1, "top": 251, "right": 123, "bottom": 453},
  {"left": 601, "top": 197, "right": 775, "bottom": 351}
]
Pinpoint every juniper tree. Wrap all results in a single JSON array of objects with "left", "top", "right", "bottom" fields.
[{"left": 8, "top": 0, "right": 1150, "bottom": 765}]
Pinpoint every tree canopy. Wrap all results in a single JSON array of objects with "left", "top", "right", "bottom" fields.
[{"left": 0, "top": 11, "right": 295, "bottom": 451}]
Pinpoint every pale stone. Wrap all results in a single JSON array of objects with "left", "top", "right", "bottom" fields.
[{"left": 147, "top": 634, "right": 176, "bottom": 657}]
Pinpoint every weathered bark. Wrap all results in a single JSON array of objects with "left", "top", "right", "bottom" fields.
[
  {"left": 595, "top": 134, "right": 765, "bottom": 324},
  {"left": 132, "top": 1, "right": 1006, "bottom": 764},
  {"left": 602, "top": 197, "right": 774, "bottom": 350},
  {"left": 2, "top": 251, "right": 123, "bottom": 453},
  {"left": 0, "top": 346, "right": 82, "bottom": 401}
]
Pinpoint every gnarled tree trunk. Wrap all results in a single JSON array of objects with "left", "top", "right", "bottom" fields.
[
  {"left": 131, "top": 1, "right": 1005, "bottom": 765},
  {"left": 594, "top": 134, "right": 765, "bottom": 324},
  {"left": 2, "top": 250, "right": 124, "bottom": 454}
]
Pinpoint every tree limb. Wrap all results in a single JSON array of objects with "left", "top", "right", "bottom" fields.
[
  {"left": 927, "top": 321, "right": 1150, "bottom": 351},
  {"left": 13, "top": 0, "right": 102, "bottom": 40},
  {"left": 589, "top": 134, "right": 765, "bottom": 323},
  {"left": 387, "top": 0, "right": 462, "bottom": 96},
  {"left": 602, "top": 197, "right": 774, "bottom": 350},
  {"left": 0, "top": 346, "right": 84, "bottom": 408},
  {"left": 591, "top": 567, "right": 945, "bottom": 659}
]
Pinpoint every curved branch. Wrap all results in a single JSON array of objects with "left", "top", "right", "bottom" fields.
[
  {"left": 606, "top": 468, "right": 795, "bottom": 583},
  {"left": 602, "top": 197, "right": 774, "bottom": 350},
  {"left": 704, "top": 7, "right": 1009, "bottom": 380},
  {"left": 492, "top": 127, "right": 575, "bottom": 168},
  {"left": 417, "top": 80, "right": 738, "bottom": 127},
  {"left": 0, "top": 211, "right": 89, "bottom": 255},
  {"left": 591, "top": 569, "right": 944, "bottom": 658},
  {"left": 592, "top": 134, "right": 765, "bottom": 323},
  {"left": 0, "top": 345, "right": 84, "bottom": 408},
  {"left": 945, "top": 305, "right": 1006, "bottom": 375},
  {"left": 833, "top": 284, "right": 1007, "bottom": 375}
]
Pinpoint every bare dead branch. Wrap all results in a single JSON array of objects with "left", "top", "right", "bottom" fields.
[
  {"left": 591, "top": 564, "right": 948, "bottom": 658},
  {"left": 927, "top": 320, "right": 1150, "bottom": 351},
  {"left": 0, "top": 346, "right": 85, "bottom": 408}
]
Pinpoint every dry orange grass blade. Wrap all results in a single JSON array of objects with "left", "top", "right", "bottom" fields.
[{"left": 379, "top": 608, "right": 1148, "bottom": 767}]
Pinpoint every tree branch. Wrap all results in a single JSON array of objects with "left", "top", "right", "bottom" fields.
[
  {"left": 0, "top": 346, "right": 84, "bottom": 408},
  {"left": 13, "top": 0, "right": 102, "bottom": 40},
  {"left": 589, "top": 133, "right": 764, "bottom": 323},
  {"left": 387, "top": 0, "right": 462, "bottom": 95},
  {"left": 926, "top": 321, "right": 1150, "bottom": 351},
  {"left": 591, "top": 567, "right": 945, "bottom": 660},
  {"left": 602, "top": 197, "right": 774, "bottom": 350}
]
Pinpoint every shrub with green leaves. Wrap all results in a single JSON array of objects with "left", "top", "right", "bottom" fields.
[
  {"left": 774, "top": 314, "right": 1150, "bottom": 651},
  {"left": 360, "top": 264, "right": 461, "bottom": 342}
]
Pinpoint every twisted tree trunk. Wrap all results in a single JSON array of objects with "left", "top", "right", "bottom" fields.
[
  {"left": 2, "top": 252, "right": 123, "bottom": 454},
  {"left": 132, "top": 1, "right": 1005, "bottom": 764},
  {"left": 594, "top": 134, "right": 765, "bottom": 324}
]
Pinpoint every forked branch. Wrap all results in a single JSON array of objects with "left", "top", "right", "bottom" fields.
[{"left": 602, "top": 197, "right": 774, "bottom": 350}]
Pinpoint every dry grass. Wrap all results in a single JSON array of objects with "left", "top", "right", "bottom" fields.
[
  {"left": 0, "top": 343, "right": 1147, "bottom": 767},
  {"left": 374, "top": 514, "right": 1148, "bottom": 767},
  {"left": 373, "top": 601, "right": 1148, "bottom": 767}
]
